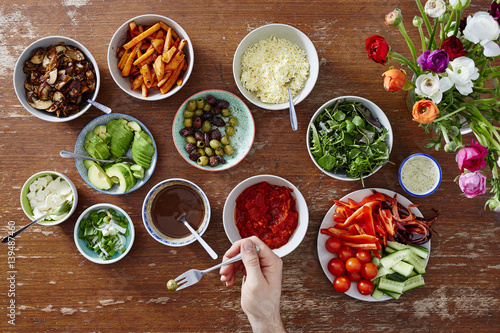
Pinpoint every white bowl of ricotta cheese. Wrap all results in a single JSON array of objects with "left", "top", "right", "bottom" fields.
[
  {"left": 233, "top": 23, "right": 319, "bottom": 111},
  {"left": 20, "top": 171, "right": 78, "bottom": 225}
]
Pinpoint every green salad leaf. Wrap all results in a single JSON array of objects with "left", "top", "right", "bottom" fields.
[{"left": 308, "top": 99, "right": 391, "bottom": 186}]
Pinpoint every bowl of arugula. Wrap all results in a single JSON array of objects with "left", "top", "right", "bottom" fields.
[{"left": 306, "top": 96, "right": 393, "bottom": 185}]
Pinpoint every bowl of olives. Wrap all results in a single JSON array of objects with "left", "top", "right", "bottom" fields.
[{"left": 172, "top": 89, "right": 255, "bottom": 171}]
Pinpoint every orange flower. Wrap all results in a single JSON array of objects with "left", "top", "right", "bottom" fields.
[
  {"left": 412, "top": 99, "right": 439, "bottom": 124},
  {"left": 382, "top": 68, "right": 406, "bottom": 92}
]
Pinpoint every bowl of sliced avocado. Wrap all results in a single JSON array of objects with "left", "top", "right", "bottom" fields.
[{"left": 74, "top": 113, "right": 157, "bottom": 195}]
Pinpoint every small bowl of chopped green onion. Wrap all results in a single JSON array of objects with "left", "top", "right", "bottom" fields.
[
  {"left": 74, "top": 203, "right": 135, "bottom": 264},
  {"left": 306, "top": 96, "right": 393, "bottom": 184}
]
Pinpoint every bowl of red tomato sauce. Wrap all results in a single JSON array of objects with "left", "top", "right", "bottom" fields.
[{"left": 223, "top": 174, "right": 309, "bottom": 257}]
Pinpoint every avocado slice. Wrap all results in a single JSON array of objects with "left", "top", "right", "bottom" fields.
[
  {"left": 93, "top": 125, "right": 107, "bottom": 136},
  {"left": 84, "top": 159, "right": 97, "bottom": 169},
  {"left": 131, "top": 131, "right": 155, "bottom": 168},
  {"left": 88, "top": 164, "right": 114, "bottom": 190},
  {"left": 109, "top": 121, "right": 133, "bottom": 158},
  {"left": 127, "top": 121, "right": 142, "bottom": 132},
  {"left": 105, "top": 163, "right": 136, "bottom": 192}
]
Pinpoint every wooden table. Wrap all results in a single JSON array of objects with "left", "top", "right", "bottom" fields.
[{"left": 1, "top": 0, "right": 499, "bottom": 332}]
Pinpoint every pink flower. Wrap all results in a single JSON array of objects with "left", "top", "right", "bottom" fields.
[
  {"left": 459, "top": 171, "right": 487, "bottom": 198},
  {"left": 456, "top": 138, "right": 488, "bottom": 172}
]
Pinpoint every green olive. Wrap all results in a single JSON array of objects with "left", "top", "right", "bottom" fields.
[
  {"left": 228, "top": 117, "right": 238, "bottom": 127},
  {"left": 185, "top": 135, "right": 196, "bottom": 144},
  {"left": 215, "top": 147, "right": 224, "bottom": 156},
  {"left": 225, "top": 126, "right": 235, "bottom": 136},
  {"left": 203, "top": 103, "right": 211, "bottom": 112},
  {"left": 221, "top": 108, "right": 231, "bottom": 117},
  {"left": 184, "top": 118, "right": 193, "bottom": 127},
  {"left": 196, "top": 98, "right": 205, "bottom": 109},
  {"left": 167, "top": 279, "right": 178, "bottom": 291},
  {"left": 183, "top": 109, "right": 194, "bottom": 118},
  {"left": 224, "top": 144, "right": 234, "bottom": 155},
  {"left": 197, "top": 148, "right": 206, "bottom": 156},
  {"left": 197, "top": 156, "right": 209, "bottom": 166},
  {"left": 204, "top": 147, "right": 214, "bottom": 157},
  {"left": 221, "top": 135, "right": 230, "bottom": 146},
  {"left": 210, "top": 139, "right": 221, "bottom": 150},
  {"left": 194, "top": 109, "right": 204, "bottom": 117},
  {"left": 187, "top": 100, "right": 197, "bottom": 112},
  {"left": 196, "top": 140, "right": 205, "bottom": 148},
  {"left": 202, "top": 120, "right": 212, "bottom": 133}
]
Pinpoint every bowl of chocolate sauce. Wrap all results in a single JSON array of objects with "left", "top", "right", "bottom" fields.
[{"left": 142, "top": 178, "right": 211, "bottom": 246}]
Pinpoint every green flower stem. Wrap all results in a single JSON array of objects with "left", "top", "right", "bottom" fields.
[
  {"left": 443, "top": 10, "right": 456, "bottom": 35},
  {"left": 427, "top": 20, "right": 439, "bottom": 50},
  {"left": 473, "top": 87, "right": 499, "bottom": 95},
  {"left": 453, "top": 9, "right": 463, "bottom": 36},
  {"left": 433, "top": 106, "right": 466, "bottom": 122},
  {"left": 397, "top": 22, "right": 418, "bottom": 62},
  {"left": 415, "top": 0, "right": 433, "bottom": 38},
  {"left": 439, "top": 124, "right": 451, "bottom": 145},
  {"left": 391, "top": 52, "right": 420, "bottom": 74},
  {"left": 468, "top": 98, "right": 500, "bottom": 105},
  {"left": 417, "top": 25, "right": 426, "bottom": 53}
]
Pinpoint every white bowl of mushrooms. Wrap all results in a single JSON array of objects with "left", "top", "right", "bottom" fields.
[{"left": 13, "top": 36, "right": 100, "bottom": 122}]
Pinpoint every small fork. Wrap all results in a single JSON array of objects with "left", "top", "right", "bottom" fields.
[{"left": 174, "top": 246, "right": 260, "bottom": 291}]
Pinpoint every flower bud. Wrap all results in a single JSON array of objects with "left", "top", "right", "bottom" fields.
[
  {"left": 413, "top": 16, "right": 424, "bottom": 27},
  {"left": 425, "top": 0, "right": 446, "bottom": 18},
  {"left": 385, "top": 8, "right": 402, "bottom": 26},
  {"left": 444, "top": 142, "right": 458, "bottom": 153}
]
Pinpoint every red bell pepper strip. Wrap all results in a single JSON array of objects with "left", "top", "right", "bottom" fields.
[
  {"left": 321, "top": 227, "right": 378, "bottom": 244},
  {"left": 359, "top": 205, "right": 376, "bottom": 236},
  {"left": 334, "top": 201, "right": 380, "bottom": 229},
  {"left": 379, "top": 208, "right": 395, "bottom": 236},
  {"left": 341, "top": 241, "right": 378, "bottom": 250},
  {"left": 342, "top": 192, "right": 386, "bottom": 210}
]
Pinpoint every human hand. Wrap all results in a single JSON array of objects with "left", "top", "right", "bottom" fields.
[{"left": 219, "top": 236, "right": 285, "bottom": 333}]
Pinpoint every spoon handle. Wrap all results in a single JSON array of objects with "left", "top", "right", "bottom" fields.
[
  {"left": 182, "top": 221, "right": 218, "bottom": 260},
  {"left": 288, "top": 86, "right": 298, "bottom": 131},
  {"left": 60, "top": 150, "right": 114, "bottom": 163},
  {"left": 202, "top": 246, "right": 260, "bottom": 274},
  {"left": 87, "top": 99, "right": 112, "bottom": 114}
]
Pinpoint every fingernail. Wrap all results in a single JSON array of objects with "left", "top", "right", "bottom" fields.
[
  {"left": 243, "top": 240, "right": 254, "bottom": 252},
  {"left": 225, "top": 282, "right": 228, "bottom": 287}
]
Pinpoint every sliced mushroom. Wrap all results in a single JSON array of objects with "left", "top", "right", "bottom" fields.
[
  {"left": 26, "top": 91, "right": 53, "bottom": 110},
  {"left": 47, "top": 69, "right": 58, "bottom": 85},
  {"left": 65, "top": 48, "right": 85, "bottom": 61},
  {"left": 30, "top": 48, "right": 45, "bottom": 64},
  {"left": 37, "top": 82, "right": 51, "bottom": 100},
  {"left": 52, "top": 91, "right": 65, "bottom": 102},
  {"left": 67, "top": 79, "right": 81, "bottom": 97},
  {"left": 55, "top": 45, "right": 67, "bottom": 54}
]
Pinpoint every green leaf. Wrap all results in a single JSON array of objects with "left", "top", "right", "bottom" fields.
[{"left": 318, "top": 154, "right": 336, "bottom": 170}]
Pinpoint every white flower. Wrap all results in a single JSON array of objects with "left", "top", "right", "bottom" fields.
[
  {"left": 449, "top": 0, "right": 470, "bottom": 10},
  {"left": 445, "top": 57, "right": 480, "bottom": 96},
  {"left": 425, "top": 0, "right": 446, "bottom": 18},
  {"left": 463, "top": 12, "right": 500, "bottom": 57},
  {"left": 415, "top": 73, "right": 452, "bottom": 104}
]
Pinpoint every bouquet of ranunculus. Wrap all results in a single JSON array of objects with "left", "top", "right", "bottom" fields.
[{"left": 365, "top": 0, "right": 500, "bottom": 211}]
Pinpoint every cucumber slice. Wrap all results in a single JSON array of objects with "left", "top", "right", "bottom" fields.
[
  {"left": 378, "top": 277, "right": 404, "bottom": 294},
  {"left": 371, "top": 287, "right": 384, "bottom": 300},
  {"left": 391, "top": 261, "right": 414, "bottom": 277},
  {"left": 403, "top": 251, "right": 426, "bottom": 274},
  {"left": 371, "top": 256, "right": 381, "bottom": 267},
  {"left": 402, "top": 275, "right": 425, "bottom": 293},
  {"left": 380, "top": 249, "right": 410, "bottom": 269},
  {"left": 387, "top": 241, "right": 407, "bottom": 251},
  {"left": 374, "top": 266, "right": 394, "bottom": 279},
  {"left": 407, "top": 244, "right": 429, "bottom": 259},
  {"left": 384, "top": 246, "right": 396, "bottom": 254},
  {"left": 387, "top": 272, "right": 408, "bottom": 282},
  {"left": 384, "top": 290, "right": 402, "bottom": 300}
]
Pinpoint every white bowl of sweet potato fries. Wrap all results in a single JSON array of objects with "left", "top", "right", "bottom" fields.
[{"left": 108, "top": 14, "right": 194, "bottom": 101}]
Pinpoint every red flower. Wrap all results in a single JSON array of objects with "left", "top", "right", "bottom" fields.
[
  {"left": 365, "top": 35, "right": 389, "bottom": 65},
  {"left": 441, "top": 36, "right": 467, "bottom": 60}
]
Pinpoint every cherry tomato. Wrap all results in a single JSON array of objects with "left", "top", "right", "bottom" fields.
[
  {"left": 333, "top": 276, "right": 351, "bottom": 293},
  {"left": 345, "top": 257, "right": 362, "bottom": 273},
  {"left": 360, "top": 262, "right": 378, "bottom": 280},
  {"left": 355, "top": 250, "right": 372, "bottom": 264},
  {"left": 357, "top": 279, "right": 374, "bottom": 295},
  {"left": 346, "top": 271, "right": 363, "bottom": 282},
  {"left": 325, "top": 236, "right": 342, "bottom": 254},
  {"left": 327, "top": 258, "right": 345, "bottom": 276},
  {"left": 337, "top": 246, "right": 354, "bottom": 262}
]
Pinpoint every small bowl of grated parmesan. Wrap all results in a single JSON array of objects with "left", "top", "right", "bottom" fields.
[
  {"left": 20, "top": 171, "right": 78, "bottom": 226},
  {"left": 399, "top": 154, "right": 442, "bottom": 197},
  {"left": 233, "top": 24, "right": 319, "bottom": 110}
]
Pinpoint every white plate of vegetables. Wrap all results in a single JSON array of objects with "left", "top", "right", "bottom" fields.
[
  {"left": 317, "top": 188, "right": 436, "bottom": 301},
  {"left": 74, "top": 113, "right": 157, "bottom": 195},
  {"left": 74, "top": 203, "right": 134, "bottom": 264}
]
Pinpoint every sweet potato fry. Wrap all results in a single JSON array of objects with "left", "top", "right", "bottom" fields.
[
  {"left": 129, "top": 21, "right": 137, "bottom": 40},
  {"left": 123, "top": 23, "right": 160, "bottom": 50},
  {"left": 157, "top": 71, "right": 172, "bottom": 88},
  {"left": 160, "top": 59, "right": 184, "bottom": 94},
  {"left": 151, "top": 38, "right": 164, "bottom": 54},
  {"left": 177, "top": 39, "right": 186, "bottom": 52},
  {"left": 117, "top": 49, "right": 129, "bottom": 70},
  {"left": 164, "top": 52, "right": 184, "bottom": 71},
  {"left": 133, "top": 46, "right": 155, "bottom": 66},
  {"left": 162, "top": 28, "right": 173, "bottom": 57},
  {"left": 159, "top": 21, "right": 179, "bottom": 39},
  {"left": 162, "top": 46, "right": 176, "bottom": 64},
  {"left": 176, "top": 77, "right": 183, "bottom": 86},
  {"left": 130, "top": 74, "right": 144, "bottom": 91},
  {"left": 141, "top": 83, "right": 149, "bottom": 97},
  {"left": 153, "top": 56, "right": 165, "bottom": 81},
  {"left": 155, "top": 30, "right": 164, "bottom": 39},
  {"left": 121, "top": 46, "right": 138, "bottom": 77},
  {"left": 140, "top": 64, "right": 153, "bottom": 89}
]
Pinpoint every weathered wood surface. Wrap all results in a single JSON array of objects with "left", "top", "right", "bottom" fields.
[{"left": 0, "top": 0, "right": 499, "bottom": 332}]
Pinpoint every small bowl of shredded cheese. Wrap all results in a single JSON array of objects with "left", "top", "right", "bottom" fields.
[
  {"left": 399, "top": 154, "right": 442, "bottom": 197},
  {"left": 233, "top": 23, "right": 319, "bottom": 110},
  {"left": 20, "top": 171, "right": 78, "bottom": 226}
]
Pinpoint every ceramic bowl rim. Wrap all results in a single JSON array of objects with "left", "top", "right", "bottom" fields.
[{"left": 398, "top": 153, "right": 442, "bottom": 197}]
